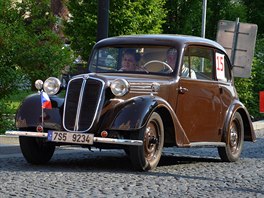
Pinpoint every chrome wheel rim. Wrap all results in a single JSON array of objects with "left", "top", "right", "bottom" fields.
[
  {"left": 230, "top": 119, "right": 240, "bottom": 153},
  {"left": 144, "top": 120, "right": 160, "bottom": 162}
]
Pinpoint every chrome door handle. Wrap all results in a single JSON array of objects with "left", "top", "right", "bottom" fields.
[{"left": 178, "top": 86, "right": 189, "bottom": 94}]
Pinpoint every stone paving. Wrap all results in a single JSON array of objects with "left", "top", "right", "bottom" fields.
[{"left": 0, "top": 122, "right": 263, "bottom": 197}]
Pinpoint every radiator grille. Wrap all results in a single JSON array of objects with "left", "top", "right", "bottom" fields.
[{"left": 63, "top": 77, "right": 104, "bottom": 132}]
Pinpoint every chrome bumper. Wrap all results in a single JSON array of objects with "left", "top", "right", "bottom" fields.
[{"left": 5, "top": 131, "right": 143, "bottom": 146}]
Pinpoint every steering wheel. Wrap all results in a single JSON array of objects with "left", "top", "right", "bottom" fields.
[{"left": 143, "top": 60, "right": 173, "bottom": 73}]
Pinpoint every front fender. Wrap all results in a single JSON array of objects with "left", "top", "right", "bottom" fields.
[
  {"left": 108, "top": 95, "right": 190, "bottom": 146},
  {"left": 109, "top": 96, "right": 159, "bottom": 130},
  {"left": 16, "top": 93, "right": 64, "bottom": 131}
]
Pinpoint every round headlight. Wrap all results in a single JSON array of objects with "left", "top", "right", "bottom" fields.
[
  {"left": 43, "top": 77, "right": 61, "bottom": 95},
  {"left": 110, "top": 79, "right": 129, "bottom": 97},
  {"left": 35, "top": 80, "right": 43, "bottom": 90}
]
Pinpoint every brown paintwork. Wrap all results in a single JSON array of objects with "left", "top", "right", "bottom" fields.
[
  {"left": 177, "top": 78, "right": 223, "bottom": 142},
  {"left": 88, "top": 35, "right": 255, "bottom": 147},
  {"left": 14, "top": 34, "right": 255, "bottom": 148}
]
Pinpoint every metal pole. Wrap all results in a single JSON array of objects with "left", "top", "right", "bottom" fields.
[
  {"left": 231, "top": 18, "right": 240, "bottom": 66},
  {"left": 96, "top": 0, "right": 110, "bottom": 42},
  {"left": 41, "top": 91, "right": 44, "bottom": 128},
  {"left": 201, "top": 0, "right": 207, "bottom": 38}
]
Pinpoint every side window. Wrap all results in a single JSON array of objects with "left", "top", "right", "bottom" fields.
[{"left": 182, "top": 46, "right": 214, "bottom": 80}]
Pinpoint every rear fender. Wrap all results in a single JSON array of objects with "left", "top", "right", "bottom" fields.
[
  {"left": 16, "top": 94, "right": 64, "bottom": 131},
  {"left": 223, "top": 100, "right": 256, "bottom": 142}
]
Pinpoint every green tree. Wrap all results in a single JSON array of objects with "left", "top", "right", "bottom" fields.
[
  {"left": 163, "top": 0, "right": 247, "bottom": 39},
  {"left": 64, "top": 0, "right": 167, "bottom": 59},
  {"left": 206, "top": 0, "right": 247, "bottom": 39},
  {"left": 0, "top": 1, "right": 25, "bottom": 97},
  {"left": 0, "top": 0, "right": 74, "bottom": 90},
  {"left": 13, "top": 0, "right": 74, "bottom": 88},
  {"left": 235, "top": 38, "right": 264, "bottom": 119},
  {"left": 0, "top": 0, "right": 74, "bottom": 132},
  {"left": 0, "top": 0, "right": 25, "bottom": 133},
  {"left": 162, "top": 0, "right": 202, "bottom": 36},
  {"left": 242, "top": 0, "right": 264, "bottom": 37}
]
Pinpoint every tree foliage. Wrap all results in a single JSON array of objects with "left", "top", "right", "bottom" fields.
[
  {"left": 206, "top": 0, "right": 247, "bottom": 39},
  {"left": 0, "top": 0, "right": 74, "bottom": 132},
  {"left": 0, "top": 0, "right": 74, "bottom": 90},
  {"left": 163, "top": 0, "right": 202, "bottom": 36},
  {"left": 163, "top": 0, "right": 248, "bottom": 39},
  {"left": 0, "top": 1, "right": 25, "bottom": 98},
  {"left": 235, "top": 38, "right": 264, "bottom": 119},
  {"left": 64, "top": 0, "right": 167, "bottom": 59},
  {"left": 15, "top": 0, "right": 74, "bottom": 87},
  {"left": 242, "top": 0, "right": 264, "bottom": 37}
]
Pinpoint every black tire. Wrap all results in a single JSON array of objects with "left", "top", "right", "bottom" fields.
[
  {"left": 19, "top": 136, "right": 55, "bottom": 165},
  {"left": 129, "top": 112, "right": 164, "bottom": 171},
  {"left": 123, "top": 148, "right": 130, "bottom": 156},
  {"left": 218, "top": 112, "right": 244, "bottom": 162}
]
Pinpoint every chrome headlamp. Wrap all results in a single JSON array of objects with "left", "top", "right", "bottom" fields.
[
  {"left": 35, "top": 80, "right": 43, "bottom": 90},
  {"left": 43, "top": 77, "right": 61, "bottom": 95},
  {"left": 110, "top": 79, "right": 129, "bottom": 97}
]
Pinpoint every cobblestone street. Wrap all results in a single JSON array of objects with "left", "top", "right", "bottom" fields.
[{"left": 0, "top": 132, "right": 264, "bottom": 197}]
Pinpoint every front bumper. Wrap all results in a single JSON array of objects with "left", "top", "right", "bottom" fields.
[{"left": 5, "top": 131, "right": 143, "bottom": 146}]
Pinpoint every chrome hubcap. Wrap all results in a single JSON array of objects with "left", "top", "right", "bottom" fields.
[
  {"left": 230, "top": 126, "right": 238, "bottom": 148},
  {"left": 144, "top": 122, "right": 160, "bottom": 161}
]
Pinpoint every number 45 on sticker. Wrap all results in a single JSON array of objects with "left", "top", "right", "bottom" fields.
[{"left": 216, "top": 52, "right": 225, "bottom": 80}]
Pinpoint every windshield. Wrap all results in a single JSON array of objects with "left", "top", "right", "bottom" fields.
[{"left": 89, "top": 46, "right": 177, "bottom": 74}]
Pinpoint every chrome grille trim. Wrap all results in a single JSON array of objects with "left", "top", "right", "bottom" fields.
[
  {"left": 129, "top": 82, "right": 158, "bottom": 94},
  {"left": 74, "top": 79, "right": 87, "bottom": 131},
  {"left": 63, "top": 75, "right": 105, "bottom": 132}
]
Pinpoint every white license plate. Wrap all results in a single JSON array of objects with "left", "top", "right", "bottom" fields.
[{"left": 48, "top": 131, "right": 94, "bottom": 145}]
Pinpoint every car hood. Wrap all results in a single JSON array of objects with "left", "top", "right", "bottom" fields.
[{"left": 73, "top": 72, "right": 174, "bottom": 85}]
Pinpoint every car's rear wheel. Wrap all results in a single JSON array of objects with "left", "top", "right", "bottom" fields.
[
  {"left": 19, "top": 136, "right": 55, "bottom": 164},
  {"left": 218, "top": 112, "right": 244, "bottom": 162},
  {"left": 129, "top": 112, "right": 164, "bottom": 171}
]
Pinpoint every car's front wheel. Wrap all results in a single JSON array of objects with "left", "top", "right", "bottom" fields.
[
  {"left": 19, "top": 136, "right": 55, "bottom": 164},
  {"left": 129, "top": 112, "right": 164, "bottom": 171},
  {"left": 218, "top": 112, "right": 244, "bottom": 162}
]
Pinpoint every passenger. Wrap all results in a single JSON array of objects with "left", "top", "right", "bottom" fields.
[
  {"left": 166, "top": 48, "right": 177, "bottom": 69},
  {"left": 166, "top": 48, "right": 196, "bottom": 78},
  {"left": 181, "top": 64, "right": 197, "bottom": 79}
]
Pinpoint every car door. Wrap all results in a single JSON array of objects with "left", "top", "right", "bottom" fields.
[{"left": 176, "top": 46, "right": 223, "bottom": 142}]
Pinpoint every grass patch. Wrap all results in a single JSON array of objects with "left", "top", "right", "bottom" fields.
[
  {"left": 1, "top": 89, "right": 65, "bottom": 134},
  {"left": 3, "top": 89, "right": 35, "bottom": 114},
  {"left": 0, "top": 89, "right": 35, "bottom": 134}
]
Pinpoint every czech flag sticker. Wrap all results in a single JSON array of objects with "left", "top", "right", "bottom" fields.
[{"left": 41, "top": 92, "right": 52, "bottom": 109}]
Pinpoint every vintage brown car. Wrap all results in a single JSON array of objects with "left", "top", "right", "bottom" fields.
[{"left": 6, "top": 35, "right": 256, "bottom": 171}]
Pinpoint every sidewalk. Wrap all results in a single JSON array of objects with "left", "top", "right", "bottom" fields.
[
  {"left": 0, "top": 135, "right": 19, "bottom": 146},
  {"left": 1, "top": 120, "right": 264, "bottom": 146},
  {"left": 251, "top": 120, "right": 264, "bottom": 131}
]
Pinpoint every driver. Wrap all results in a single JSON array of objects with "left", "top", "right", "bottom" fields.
[{"left": 120, "top": 49, "right": 140, "bottom": 71}]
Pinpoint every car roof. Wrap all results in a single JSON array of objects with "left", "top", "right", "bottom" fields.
[{"left": 95, "top": 34, "right": 226, "bottom": 52}]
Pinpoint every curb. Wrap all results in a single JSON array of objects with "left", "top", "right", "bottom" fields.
[
  {"left": 1, "top": 121, "right": 264, "bottom": 146},
  {"left": 0, "top": 135, "right": 19, "bottom": 145},
  {"left": 252, "top": 120, "right": 264, "bottom": 131}
]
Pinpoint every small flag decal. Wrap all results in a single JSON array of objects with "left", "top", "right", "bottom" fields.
[{"left": 41, "top": 92, "right": 52, "bottom": 109}]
